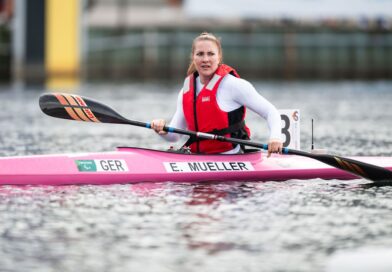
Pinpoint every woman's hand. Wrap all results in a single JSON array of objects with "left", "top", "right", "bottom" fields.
[
  {"left": 267, "top": 138, "right": 283, "bottom": 157},
  {"left": 151, "top": 119, "right": 168, "bottom": 135}
]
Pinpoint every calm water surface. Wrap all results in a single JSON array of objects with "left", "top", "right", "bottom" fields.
[{"left": 0, "top": 81, "right": 392, "bottom": 272}]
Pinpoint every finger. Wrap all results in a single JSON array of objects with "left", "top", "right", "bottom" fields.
[
  {"left": 267, "top": 144, "right": 272, "bottom": 157},
  {"left": 158, "top": 122, "right": 165, "bottom": 131},
  {"left": 151, "top": 120, "right": 159, "bottom": 130}
]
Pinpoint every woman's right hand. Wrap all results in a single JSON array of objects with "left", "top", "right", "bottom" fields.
[
  {"left": 267, "top": 138, "right": 283, "bottom": 157},
  {"left": 151, "top": 119, "right": 168, "bottom": 135}
]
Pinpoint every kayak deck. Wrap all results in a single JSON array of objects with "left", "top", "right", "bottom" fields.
[{"left": 1, "top": 147, "right": 392, "bottom": 185}]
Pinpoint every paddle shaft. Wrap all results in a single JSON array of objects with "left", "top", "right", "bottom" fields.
[{"left": 39, "top": 93, "right": 392, "bottom": 183}]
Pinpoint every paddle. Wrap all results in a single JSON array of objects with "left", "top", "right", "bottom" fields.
[{"left": 39, "top": 93, "right": 392, "bottom": 184}]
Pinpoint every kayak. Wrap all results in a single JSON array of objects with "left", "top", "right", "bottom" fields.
[{"left": 1, "top": 146, "right": 392, "bottom": 185}]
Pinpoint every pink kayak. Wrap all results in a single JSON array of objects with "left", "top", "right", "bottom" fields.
[{"left": 1, "top": 147, "right": 392, "bottom": 185}]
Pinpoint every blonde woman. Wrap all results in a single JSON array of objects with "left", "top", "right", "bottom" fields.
[{"left": 152, "top": 32, "right": 282, "bottom": 156}]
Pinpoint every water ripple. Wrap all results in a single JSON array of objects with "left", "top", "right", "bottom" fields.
[{"left": 1, "top": 82, "right": 392, "bottom": 272}]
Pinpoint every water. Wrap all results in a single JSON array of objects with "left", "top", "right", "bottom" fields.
[{"left": 0, "top": 81, "right": 392, "bottom": 272}]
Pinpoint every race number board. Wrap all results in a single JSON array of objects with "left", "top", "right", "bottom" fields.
[{"left": 279, "top": 109, "right": 300, "bottom": 149}]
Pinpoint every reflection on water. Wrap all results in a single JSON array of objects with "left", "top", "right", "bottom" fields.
[{"left": 1, "top": 81, "right": 392, "bottom": 272}]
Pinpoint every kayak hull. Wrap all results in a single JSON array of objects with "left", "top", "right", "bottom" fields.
[{"left": 1, "top": 147, "right": 392, "bottom": 185}]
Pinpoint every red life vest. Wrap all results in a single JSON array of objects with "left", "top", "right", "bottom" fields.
[{"left": 182, "top": 64, "right": 251, "bottom": 154}]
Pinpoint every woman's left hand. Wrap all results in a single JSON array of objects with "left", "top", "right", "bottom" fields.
[{"left": 267, "top": 138, "right": 283, "bottom": 157}]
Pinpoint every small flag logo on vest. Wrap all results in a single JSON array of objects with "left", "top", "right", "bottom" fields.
[{"left": 202, "top": 96, "right": 210, "bottom": 102}]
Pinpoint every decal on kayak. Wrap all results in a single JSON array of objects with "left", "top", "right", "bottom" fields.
[
  {"left": 75, "top": 160, "right": 128, "bottom": 172},
  {"left": 164, "top": 162, "right": 254, "bottom": 173}
]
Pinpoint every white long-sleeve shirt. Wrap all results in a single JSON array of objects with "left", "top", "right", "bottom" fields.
[{"left": 161, "top": 74, "right": 282, "bottom": 153}]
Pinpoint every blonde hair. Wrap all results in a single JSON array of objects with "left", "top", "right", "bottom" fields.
[{"left": 186, "top": 32, "right": 223, "bottom": 76}]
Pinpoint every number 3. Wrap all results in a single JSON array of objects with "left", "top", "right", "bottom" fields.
[{"left": 280, "top": 114, "right": 291, "bottom": 148}]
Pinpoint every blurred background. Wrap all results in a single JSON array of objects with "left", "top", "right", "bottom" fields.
[{"left": 0, "top": 0, "right": 392, "bottom": 89}]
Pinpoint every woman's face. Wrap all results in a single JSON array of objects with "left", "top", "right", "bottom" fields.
[{"left": 192, "top": 40, "right": 221, "bottom": 83}]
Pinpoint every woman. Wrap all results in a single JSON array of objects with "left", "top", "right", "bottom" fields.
[{"left": 151, "top": 32, "right": 282, "bottom": 156}]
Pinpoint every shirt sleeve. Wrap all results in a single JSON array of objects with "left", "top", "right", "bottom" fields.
[
  {"left": 159, "top": 89, "right": 188, "bottom": 142},
  {"left": 225, "top": 77, "right": 282, "bottom": 141}
]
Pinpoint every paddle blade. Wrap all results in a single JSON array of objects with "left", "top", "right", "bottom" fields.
[
  {"left": 288, "top": 148, "right": 392, "bottom": 183},
  {"left": 319, "top": 154, "right": 392, "bottom": 183},
  {"left": 39, "top": 93, "right": 130, "bottom": 124}
]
